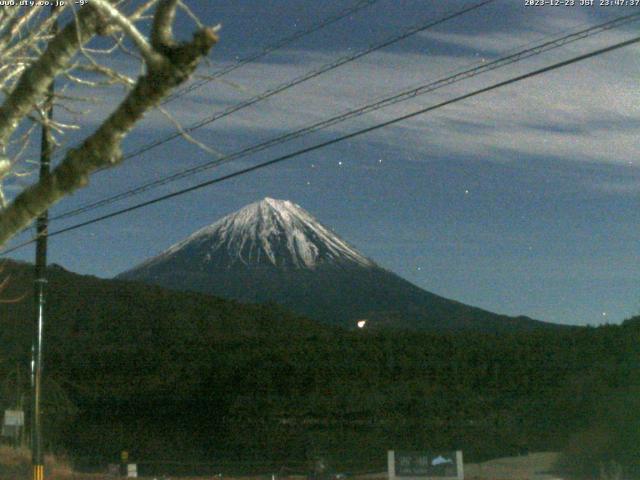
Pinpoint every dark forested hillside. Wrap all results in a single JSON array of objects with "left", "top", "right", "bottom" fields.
[
  {"left": 124, "top": 265, "right": 560, "bottom": 333},
  {"left": 0, "top": 260, "right": 638, "bottom": 477}
]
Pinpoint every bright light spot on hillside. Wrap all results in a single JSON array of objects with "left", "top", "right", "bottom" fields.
[{"left": 357, "top": 320, "right": 367, "bottom": 329}]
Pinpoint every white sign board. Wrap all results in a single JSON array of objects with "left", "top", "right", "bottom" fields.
[
  {"left": 388, "top": 450, "right": 463, "bottom": 480},
  {"left": 3, "top": 410, "right": 24, "bottom": 427},
  {"left": 127, "top": 463, "right": 138, "bottom": 478}
]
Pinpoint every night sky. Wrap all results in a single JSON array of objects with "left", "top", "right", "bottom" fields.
[{"left": 3, "top": 0, "right": 640, "bottom": 326}]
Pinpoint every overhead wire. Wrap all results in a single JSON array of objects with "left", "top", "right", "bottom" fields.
[
  {"left": 162, "top": 0, "right": 383, "bottom": 105},
  {"left": 50, "top": 10, "right": 640, "bottom": 222},
  {"left": 88, "top": 0, "right": 497, "bottom": 169},
  {"left": 3, "top": 32, "right": 639, "bottom": 255},
  {"left": 48, "top": 0, "right": 383, "bottom": 166},
  {"left": 50, "top": 0, "right": 498, "bottom": 219},
  {"left": 2, "top": 0, "right": 497, "bottom": 249}
]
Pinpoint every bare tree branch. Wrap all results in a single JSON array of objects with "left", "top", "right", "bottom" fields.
[
  {"left": 0, "top": 157, "right": 9, "bottom": 179},
  {"left": 0, "top": 264, "right": 26, "bottom": 303},
  {"left": 157, "top": 104, "right": 225, "bottom": 159},
  {"left": 0, "top": 9, "right": 218, "bottom": 246},
  {"left": 131, "top": 0, "right": 161, "bottom": 21},
  {"left": 0, "top": 1, "right": 218, "bottom": 248},
  {"left": 91, "top": 0, "right": 164, "bottom": 67},
  {"left": 151, "top": 0, "right": 179, "bottom": 50},
  {"left": 0, "top": 5, "right": 104, "bottom": 148}
]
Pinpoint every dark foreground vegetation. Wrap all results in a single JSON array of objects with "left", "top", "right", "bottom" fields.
[{"left": 0, "top": 260, "right": 638, "bottom": 478}]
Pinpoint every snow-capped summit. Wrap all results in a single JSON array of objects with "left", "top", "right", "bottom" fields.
[{"left": 132, "top": 197, "right": 375, "bottom": 272}]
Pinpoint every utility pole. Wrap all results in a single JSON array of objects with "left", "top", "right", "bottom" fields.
[{"left": 32, "top": 7, "right": 56, "bottom": 480}]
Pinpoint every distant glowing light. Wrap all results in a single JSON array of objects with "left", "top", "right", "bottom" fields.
[
  {"left": 602, "top": 312, "right": 607, "bottom": 317},
  {"left": 357, "top": 320, "right": 367, "bottom": 329},
  {"left": 338, "top": 161, "right": 343, "bottom": 166}
]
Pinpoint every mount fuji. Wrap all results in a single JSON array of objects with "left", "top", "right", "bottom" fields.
[{"left": 118, "top": 198, "right": 558, "bottom": 332}]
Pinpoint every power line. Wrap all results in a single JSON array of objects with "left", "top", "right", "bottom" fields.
[
  {"left": 162, "top": 0, "right": 383, "bottom": 105},
  {"left": 48, "top": 0, "right": 384, "bottom": 167},
  {"left": 3, "top": 33, "right": 638, "bottom": 255},
  {"left": 50, "top": 10, "right": 640, "bottom": 221},
  {"left": 100, "top": 0, "right": 497, "bottom": 165},
  {"left": 49, "top": 0, "right": 496, "bottom": 218}
]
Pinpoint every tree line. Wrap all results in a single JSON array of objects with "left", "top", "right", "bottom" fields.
[{"left": 0, "top": 260, "right": 638, "bottom": 478}]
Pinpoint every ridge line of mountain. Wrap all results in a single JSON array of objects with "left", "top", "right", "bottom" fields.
[{"left": 117, "top": 197, "right": 565, "bottom": 332}]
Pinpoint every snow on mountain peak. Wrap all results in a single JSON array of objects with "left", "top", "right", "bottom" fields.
[{"left": 154, "top": 198, "right": 375, "bottom": 270}]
